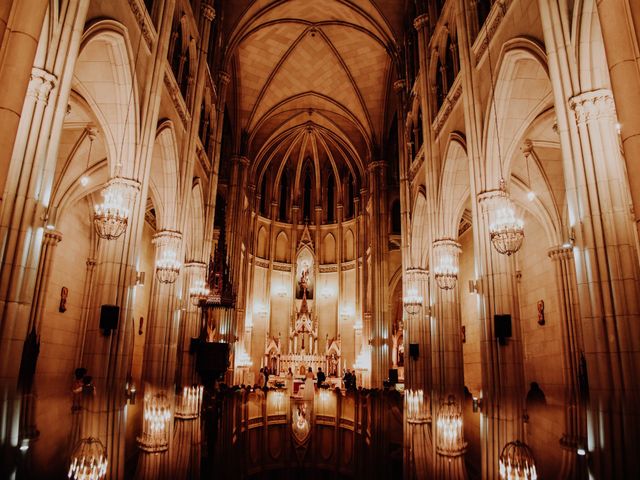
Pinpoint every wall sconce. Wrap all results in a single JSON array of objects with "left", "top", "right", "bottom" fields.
[
  {"left": 125, "top": 380, "right": 137, "bottom": 405},
  {"left": 472, "top": 396, "right": 482, "bottom": 413},
  {"left": 135, "top": 271, "right": 145, "bottom": 286},
  {"left": 468, "top": 279, "right": 479, "bottom": 294}
]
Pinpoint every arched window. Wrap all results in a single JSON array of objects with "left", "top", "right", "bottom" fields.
[
  {"left": 327, "top": 172, "right": 335, "bottom": 223},
  {"left": 171, "top": 25, "right": 183, "bottom": 81},
  {"left": 180, "top": 47, "right": 191, "bottom": 100},
  {"left": 435, "top": 52, "right": 445, "bottom": 109},
  {"left": 279, "top": 171, "right": 289, "bottom": 222},
  {"left": 415, "top": 109, "right": 424, "bottom": 152}
]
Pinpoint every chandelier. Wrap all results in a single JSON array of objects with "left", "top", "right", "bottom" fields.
[
  {"left": 68, "top": 437, "right": 108, "bottom": 480},
  {"left": 403, "top": 268, "right": 425, "bottom": 315},
  {"left": 93, "top": 177, "right": 134, "bottom": 240},
  {"left": 154, "top": 231, "right": 182, "bottom": 284},
  {"left": 175, "top": 385, "right": 203, "bottom": 420},
  {"left": 235, "top": 347, "right": 253, "bottom": 368},
  {"left": 189, "top": 279, "right": 209, "bottom": 305},
  {"left": 436, "top": 396, "right": 466, "bottom": 454},
  {"left": 406, "top": 389, "right": 427, "bottom": 422},
  {"left": 138, "top": 392, "right": 172, "bottom": 452},
  {"left": 489, "top": 182, "right": 524, "bottom": 256},
  {"left": 499, "top": 440, "right": 538, "bottom": 480},
  {"left": 353, "top": 347, "right": 371, "bottom": 371},
  {"left": 433, "top": 239, "right": 461, "bottom": 290}
]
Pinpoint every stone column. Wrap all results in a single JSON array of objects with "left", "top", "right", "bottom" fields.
[
  {"left": 548, "top": 245, "right": 588, "bottom": 480},
  {"left": 595, "top": 0, "right": 640, "bottom": 236},
  {"left": 0, "top": 0, "right": 49, "bottom": 191},
  {"left": 475, "top": 190, "right": 526, "bottom": 480}
]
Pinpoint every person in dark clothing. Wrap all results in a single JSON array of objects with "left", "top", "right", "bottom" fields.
[{"left": 317, "top": 367, "right": 326, "bottom": 385}]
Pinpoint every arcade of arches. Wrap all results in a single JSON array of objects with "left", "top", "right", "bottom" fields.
[{"left": 0, "top": 0, "right": 639, "bottom": 479}]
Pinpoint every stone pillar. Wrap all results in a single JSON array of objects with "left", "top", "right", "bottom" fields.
[
  {"left": 595, "top": 0, "right": 640, "bottom": 236},
  {"left": 548, "top": 245, "right": 588, "bottom": 480},
  {"left": 475, "top": 190, "right": 526, "bottom": 480},
  {"left": 0, "top": 0, "right": 49, "bottom": 192},
  {"left": 367, "top": 161, "right": 390, "bottom": 388}
]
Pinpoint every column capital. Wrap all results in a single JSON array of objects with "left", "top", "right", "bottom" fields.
[
  {"left": 548, "top": 245, "right": 573, "bottom": 260},
  {"left": 86, "top": 257, "right": 97, "bottom": 268},
  {"left": 44, "top": 230, "right": 63, "bottom": 245},
  {"left": 27, "top": 67, "right": 57, "bottom": 104},
  {"left": 218, "top": 71, "right": 231, "bottom": 86},
  {"left": 413, "top": 14, "right": 429, "bottom": 31},
  {"left": 367, "top": 160, "right": 387, "bottom": 172},
  {"left": 393, "top": 79, "right": 406, "bottom": 93},
  {"left": 569, "top": 89, "right": 615, "bottom": 124},
  {"left": 232, "top": 154, "right": 249, "bottom": 166},
  {"left": 201, "top": 4, "right": 216, "bottom": 22}
]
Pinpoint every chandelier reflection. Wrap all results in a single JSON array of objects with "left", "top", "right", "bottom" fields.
[
  {"left": 175, "top": 385, "right": 203, "bottom": 420},
  {"left": 436, "top": 395, "right": 466, "bottom": 454},
  {"left": 406, "top": 389, "right": 427, "bottom": 422},
  {"left": 499, "top": 440, "right": 538, "bottom": 480},
  {"left": 433, "top": 239, "right": 460, "bottom": 290},
  {"left": 93, "top": 178, "right": 133, "bottom": 240},
  {"left": 489, "top": 183, "right": 524, "bottom": 256},
  {"left": 403, "top": 268, "right": 425, "bottom": 315},
  {"left": 68, "top": 437, "right": 108, "bottom": 480},
  {"left": 138, "top": 392, "right": 172, "bottom": 452}
]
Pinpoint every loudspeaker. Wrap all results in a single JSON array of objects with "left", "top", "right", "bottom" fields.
[
  {"left": 409, "top": 343, "right": 419, "bottom": 359},
  {"left": 196, "top": 341, "right": 230, "bottom": 381},
  {"left": 494, "top": 314, "right": 512, "bottom": 344},
  {"left": 389, "top": 368, "right": 399, "bottom": 384},
  {"left": 99, "top": 304, "right": 119, "bottom": 332}
]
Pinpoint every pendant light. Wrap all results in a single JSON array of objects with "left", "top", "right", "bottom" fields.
[{"left": 433, "top": 239, "right": 460, "bottom": 290}]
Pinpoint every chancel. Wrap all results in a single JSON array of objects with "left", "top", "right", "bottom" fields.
[{"left": 1, "top": 0, "right": 640, "bottom": 479}]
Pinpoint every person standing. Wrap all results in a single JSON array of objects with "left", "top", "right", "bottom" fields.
[
  {"left": 286, "top": 367, "right": 294, "bottom": 397},
  {"left": 316, "top": 367, "right": 326, "bottom": 386},
  {"left": 303, "top": 367, "right": 315, "bottom": 400}
]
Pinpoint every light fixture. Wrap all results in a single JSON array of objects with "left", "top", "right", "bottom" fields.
[
  {"left": 353, "top": 347, "right": 370, "bottom": 371},
  {"left": 175, "top": 385, "right": 203, "bottom": 420},
  {"left": 138, "top": 392, "right": 172, "bottom": 452},
  {"left": 93, "top": 177, "right": 133, "bottom": 240},
  {"left": 499, "top": 440, "right": 538, "bottom": 480},
  {"left": 489, "top": 179, "right": 524, "bottom": 256},
  {"left": 403, "top": 268, "right": 425, "bottom": 315},
  {"left": 433, "top": 239, "right": 460, "bottom": 290},
  {"left": 436, "top": 395, "right": 465, "bottom": 454},
  {"left": 189, "top": 279, "right": 209, "bottom": 305},
  {"left": 80, "top": 128, "right": 95, "bottom": 187},
  {"left": 154, "top": 231, "right": 182, "bottom": 284},
  {"left": 523, "top": 140, "right": 536, "bottom": 202},
  {"left": 68, "top": 437, "right": 108, "bottom": 480},
  {"left": 235, "top": 347, "right": 253, "bottom": 368},
  {"left": 406, "top": 389, "right": 426, "bottom": 422},
  {"left": 485, "top": 17, "right": 524, "bottom": 256}
]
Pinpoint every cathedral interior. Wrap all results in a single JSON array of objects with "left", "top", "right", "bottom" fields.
[{"left": 1, "top": 0, "right": 639, "bottom": 478}]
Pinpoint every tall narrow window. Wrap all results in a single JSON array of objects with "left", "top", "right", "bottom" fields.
[
  {"left": 346, "top": 174, "right": 354, "bottom": 220},
  {"left": 279, "top": 171, "right": 288, "bottom": 222},
  {"left": 327, "top": 173, "right": 335, "bottom": 223},
  {"left": 260, "top": 175, "right": 268, "bottom": 217},
  {"left": 303, "top": 171, "right": 312, "bottom": 222}
]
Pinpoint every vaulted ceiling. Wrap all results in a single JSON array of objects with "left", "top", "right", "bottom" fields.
[{"left": 222, "top": 0, "right": 403, "bottom": 183}]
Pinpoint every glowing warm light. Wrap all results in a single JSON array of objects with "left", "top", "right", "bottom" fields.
[
  {"left": 406, "top": 389, "right": 426, "bottom": 422},
  {"left": 138, "top": 392, "right": 172, "bottom": 452},
  {"left": 433, "top": 240, "right": 460, "bottom": 290},
  {"left": 527, "top": 190, "right": 536, "bottom": 202},
  {"left": 189, "top": 279, "right": 209, "bottom": 305},
  {"left": 353, "top": 348, "right": 370, "bottom": 371},
  {"left": 499, "top": 440, "right": 538, "bottom": 480},
  {"left": 175, "top": 385, "right": 203, "bottom": 420},
  {"left": 489, "top": 186, "right": 524, "bottom": 256},
  {"left": 403, "top": 268, "right": 425, "bottom": 315},
  {"left": 235, "top": 347, "right": 253, "bottom": 368},
  {"left": 68, "top": 437, "right": 108, "bottom": 480},
  {"left": 155, "top": 248, "right": 181, "bottom": 284},
  {"left": 93, "top": 178, "right": 132, "bottom": 240},
  {"left": 80, "top": 176, "right": 90, "bottom": 187},
  {"left": 436, "top": 396, "right": 465, "bottom": 453}
]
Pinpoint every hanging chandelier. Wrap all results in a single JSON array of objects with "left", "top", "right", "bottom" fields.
[
  {"left": 403, "top": 268, "right": 425, "bottom": 315},
  {"left": 406, "top": 389, "right": 427, "bottom": 422},
  {"left": 189, "top": 279, "right": 209, "bottom": 305},
  {"left": 93, "top": 177, "right": 134, "bottom": 240},
  {"left": 489, "top": 180, "right": 524, "bottom": 256},
  {"left": 138, "top": 392, "right": 172, "bottom": 452},
  {"left": 154, "top": 231, "right": 182, "bottom": 284},
  {"left": 186, "top": 261, "right": 209, "bottom": 305},
  {"left": 499, "top": 440, "right": 538, "bottom": 480},
  {"left": 433, "top": 239, "right": 461, "bottom": 290},
  {"left": 175, "top": 385, "right": 203, "bottom": 420},
  {"left": 235, "top": 347, "right": 253, "bottom": 368},
  {"left": 68, "top": 437, "right": 108, "bottom": 480},
  {"left": 436, "top": 396, "right": 466, "bottom": 454},
  {"left": 353, "top": 347, "right": 371, "bottom": 371}
]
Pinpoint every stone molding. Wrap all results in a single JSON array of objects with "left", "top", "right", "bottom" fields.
[
  {"left": 128, "top": 0, "right": 155, "bottom": 50},
  {"left": 569, "top": 89, "right": 616, "bottom": 124},
  {"left": 201, "top": 4, "right": 216, "bottom": 22},
  {"left": 28, "top": 68, "right": 57, "bottom": 105},
  {"left": 413, "top": 14, "right": 429, "bottom": 32}
]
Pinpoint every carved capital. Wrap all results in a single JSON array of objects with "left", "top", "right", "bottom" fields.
[
  {"left": 393, "top": 79, "right": 406, "bottom": 93},
  {"left": 28, "top": 68, "right": 57, "bottom": 104},
  {"left": 218, "top": 71, "right": 231, "bottom": 86},
  {"left": 44, "top": 230, "right": 63, "bottom": 245},
  {"left": 548, "top": 245, "right": 573, "bottom": 261},
  {"left": 569, "top": 89, "right": 615, "bottom": 125},
  {"left": 201, "top": 4, "right": 216, "bottom": 22},
  {"left": 413, "top": 14, "right": 429, "bottom": 31}
]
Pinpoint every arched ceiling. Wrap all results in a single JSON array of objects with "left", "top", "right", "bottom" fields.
[{"left": 223, "top": 0, "right": 402, "bottom": 179}]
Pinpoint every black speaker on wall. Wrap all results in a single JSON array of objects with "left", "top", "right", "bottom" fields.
[
  {"left": 409, "top": 343, "right": 419, "bottom": 359},
  {"left": 494, "top": 314, "right": 512, "bottom": 345},
  {"left": 100, "top": 304, "right": 120, "bottom": 333},
  {"left": 389, "top": 368, "right": 399, "bottom": 384}
]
